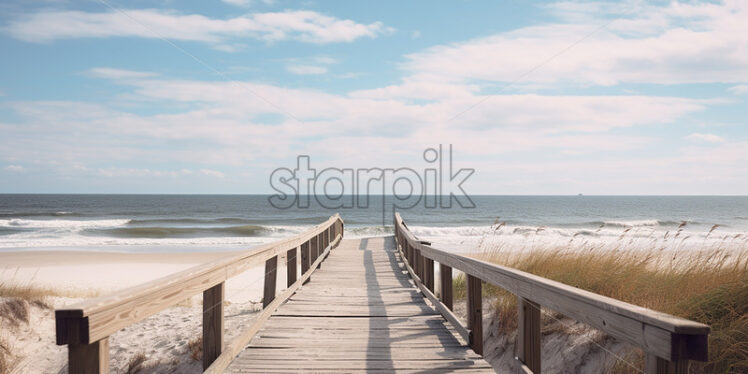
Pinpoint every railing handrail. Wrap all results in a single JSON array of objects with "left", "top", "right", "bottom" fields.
[
  {"left": 58, "top": 214, "right": 339, "bottom": 319},
  {"left": 394, "top": 212, "right": 709, "bottom": 372},
  {"left": 56, "top": 214, "right": 344, "bottom": 374}
]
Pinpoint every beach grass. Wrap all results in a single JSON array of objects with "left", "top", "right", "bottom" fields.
[{"left": 453, "top": 243, "right": 747, "bottom": 373}]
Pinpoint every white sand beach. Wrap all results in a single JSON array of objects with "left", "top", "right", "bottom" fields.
[{"left": 0, "top": 249, "right": 289, "bottom": 373}]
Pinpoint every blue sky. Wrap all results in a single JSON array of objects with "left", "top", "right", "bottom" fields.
[{"left": 0, "top": 0, "right": 746, "bottom": 194}]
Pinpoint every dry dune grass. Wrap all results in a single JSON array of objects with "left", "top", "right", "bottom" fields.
[
  {"left": 0, "top": 334, "right": 11, "bottom": 374},
  {"left": 0, "top": 274, "right": 100, "bottom": 374},
  {"left": 453, "top": 233, "right": 747, "bottom": 373}
]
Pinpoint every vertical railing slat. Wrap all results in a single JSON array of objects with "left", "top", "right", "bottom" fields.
[
  {"left": 69, "top": 338, "right": 110, "bottom": 374},
  {"left": 263, "top": 256, "right": 278, "bottom": 308},
  {"left": 440, "top": 264, "right": 453, "bottom": 310},
  {"left": 286, "top": 247, "right": 297, "bottom": 287},
  {"left": 301, "top": 241, "right": 310, "bottom": 275},
  {"left": 467, "top": 275, "right": 483, "bottom": 355},
  {"left": 202, "top": 282, "right": 224, "bottom": 370},
  {"left": 517, "top": 297, "right": 541, "bottom": 373},
  {"left": 646, "top": 354, "right": 689, "bottom": 374}
]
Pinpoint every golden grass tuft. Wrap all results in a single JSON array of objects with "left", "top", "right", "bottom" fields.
[
  {"left": 126, "top": 351, "right": 147, "bottom": 374},
  {"left": 0, "top": 334, "right": 12, "bottom": 374},
  {"left": 453, "top": 241, "right": 747, "bottom": 373},
  {"left": 0, "top": 271, "right": 100, "bottom": 302},
  {"left": 188, "top": 336, "right": 202, "bottom": 361}
]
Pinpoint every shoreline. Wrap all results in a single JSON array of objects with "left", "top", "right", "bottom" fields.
[{"left": 0, "top": 249, "right": 289, "bottom": 301}]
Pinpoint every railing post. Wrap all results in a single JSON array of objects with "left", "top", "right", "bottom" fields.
[
  {"left": 263, "top": 256, "right": 278, "bottom": 308},
  {"left": 316, "top": 234, "right": 323, "bottom": 268},
  {"left": 203, "top": 282, "right": 224, "bottom": 370},
  {"left": 68, "top": 338, "right": 109, "bottom": 374},
  {"left": 310, "top": 235, "right": 318, "bottom": 264},
  {"left": 287, "top": 247, "right": 297, "bottom": 287},
  {"left": 301, "top": 241, "right": 310, "bottom": 275},
  {"left": 467, "top": 275, "right": 483, "bottom": 355},
  {"left": 425, "top": 258, "right": 434, "bottom": 292},
  {"left": 440, "top": 264, "right": 453, "bottom": 310},
  {"left": 646, "top": 354, "right": 688, "bottom": 374},
  {"left": 415, "top": 249, "right": 422, "bottom": 279},
  {"left": 517, "top": 297, "right": 541, "bottom": 373}
]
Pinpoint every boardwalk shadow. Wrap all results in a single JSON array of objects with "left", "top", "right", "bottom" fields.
[
  {"left": 361, "top": 236, "right": 466, "bottom": 372},
  {"left": 361, "top": 236, "right": 395, "bottom": 371}
]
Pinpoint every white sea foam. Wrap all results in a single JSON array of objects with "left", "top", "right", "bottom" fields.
[
  {"left": 410, "top": 223, "right": 747, "bottom": 253},
  {"left": 602, "top": 219, "right": 660, "bottom": 227},
  {"left": 0, "top": 218, "right": 130, "bottom": 229}
]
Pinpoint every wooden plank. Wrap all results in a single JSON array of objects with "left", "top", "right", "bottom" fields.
[
  {"left": 237, "top": 347, "right": 482, "bottom": 360},
  {"left": 517, "top": 297, "right": 541, "bottom": 373},
  {"left": 394, "top": 212, "right": 710, "bottom": 361},
  {"left": 286, "top": 247, "right": 297, "bottom": 287},
  {"left": 202, "top": 282, "right": 224, "bottom": 370},
  {"left": 300, "top": 242, "right": 309, "bottom": 275},
  {"left": 467, "top": 275, "right": 483, "bottom": 355},
  {"left": 425, "top": 257, "right": 435, "bottom": 292},
  {"left": 441, "top": 264, "right": 453, "bottom": 310},
  {"left": 228, "top": 359, "right": 493, "bottom": 370},
  {"left": 263, "top": 256, "right": 278, "bottom": 308},
  {"left": 68, "top": 338, "right": 109, "bottom": 374},
  {"left": 310, "top": 233, "right": 318, "bottom": 264}
]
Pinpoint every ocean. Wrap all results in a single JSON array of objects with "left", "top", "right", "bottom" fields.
[{"left": 1, "top": 195, "right": 746, "bottom": 253}]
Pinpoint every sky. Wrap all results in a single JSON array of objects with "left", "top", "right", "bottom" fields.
[{"left": 0, "top": 0, "right": 746, "bottom": 195}]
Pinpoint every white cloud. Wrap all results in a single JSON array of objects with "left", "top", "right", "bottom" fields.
[
  {"left": 728, "top": 85, "right": 748, "bottom": 95},
  {"left": 285, "top": 55, "right": 337, "bottom": 75},
  {"left": 403, "top": 1, "right": 748, "bottom": 86},
  {"left": 200, "top": 169, "right": 225, "bottom": 177},
  {"left": 0, "top": 72, "right": 712, "bottom": 173},
  {"left": 286, "top": 65, "right": 328, "bottom": 75},
  {"left": 222, "top": 0, "right": 252, "bottom": 7},
  {"left": 4, "top": 165, "right": 25, "bottom": 172},
  {"left": 5, "top": 9, "right": 392, "bottom": 45},
  {"left": 222, "top": 0, "right": 274, "bottom": 7},
  {"left": 96, "top": 168, "right": 193, "bottom": 178},
  {"left": 88, "top": 67, "right": 158, "bottom": 80},
  {"left": 686, "top": 133, "right": 726, "bottom": 144}
]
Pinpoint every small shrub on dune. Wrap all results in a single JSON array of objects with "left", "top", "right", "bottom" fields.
[
  {"left": 188, "top": 336, "right": 202, "bottom": 361},
  {"left": 126, "top": 351, "right": 147, "bottom": 374}
]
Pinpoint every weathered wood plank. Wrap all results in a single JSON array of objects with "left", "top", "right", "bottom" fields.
[
  {"left": 467, "top": 275, "right": 483, "bottom": 355},
  {"left": 441, "top": 263, "right": 453, "bottom": 310},
  {"left": 262, "top": 256, "right": 278, "bottom": 308},
  {"left": 203, "top": 282, "right": 224, "bottom": 370},
  {"left": 68, "top": 337, "right": 109, "bottom": 374},
  {"left": 646, "top": 354, "right": 689, "bottom": 374},
  {"left": 517, "top": 297, "right": 541, "bottom": 373},
  {"left": 286, "top": 247, "right": 297, "bottom": 287}
]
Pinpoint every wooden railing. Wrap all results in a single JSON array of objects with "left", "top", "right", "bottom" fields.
[
  {"left": 56, "top": 214, "right": 344, "bottom": 374},
  {"left": 394, "top": 212, "right": 709, "bottom": 374}
]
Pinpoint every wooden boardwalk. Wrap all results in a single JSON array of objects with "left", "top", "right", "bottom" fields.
[
  {"left": 55, "top": 215, "right": 709, "bottom": 374},
  {"left": 225, "top": 236, "right": 493, "bottom": 373}
]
